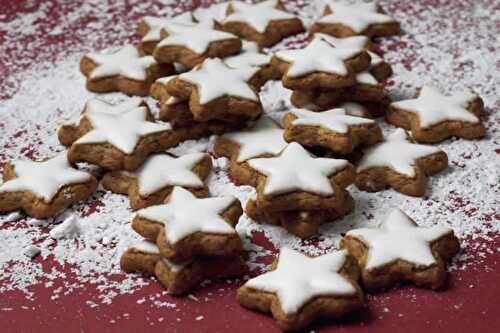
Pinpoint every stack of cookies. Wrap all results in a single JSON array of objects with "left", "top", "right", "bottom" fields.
[
  {"left": 215, "top": 118, "right": 357, "bottom": 239},
  {"left": 271, "top": 0, "right": 399, "bottom": 118},
  {"left": 149, "top": 57, "right": 264, "bottom": 141},
  {"left": 273, "top": 32, "right": 393, "bottom": 117},
  {"left": 121, "top": 186, "right": 247, "bottom": 295}
]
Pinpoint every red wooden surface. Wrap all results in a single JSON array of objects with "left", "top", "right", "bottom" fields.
[{"left": 0, "top": 1, "right": 499, "bottom": 332}]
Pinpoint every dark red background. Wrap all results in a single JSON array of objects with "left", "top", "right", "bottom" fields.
[{"left": 0, "top": 1, "right": 499, "bottom": 332}]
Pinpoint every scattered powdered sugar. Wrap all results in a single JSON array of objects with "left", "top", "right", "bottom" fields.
[{"left": 0, "top": 0, "right": 499, "bottom": 314}]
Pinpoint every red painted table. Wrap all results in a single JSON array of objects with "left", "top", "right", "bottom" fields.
[{"left": 0, "top": 1, "right": 499, "bottom": 332}]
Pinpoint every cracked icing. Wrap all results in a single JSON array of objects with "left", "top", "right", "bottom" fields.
[{"left": 0, "top": 0, "right": 499, "bottom": 328}]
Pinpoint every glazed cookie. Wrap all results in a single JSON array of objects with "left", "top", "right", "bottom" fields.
[
  {"left": 245, "top": 191, "right": 354, "bottom": 239},
  {"left": 237, "top": 247, "right": 363, "bottom": 331},
  {"left": 120, "top": 240, "right": 162, "bottom": 275},
  {"left": 132, "top": 187, "right": 243, "bottom": 262},
  {"left": 58, "top": 98, "right": 152, "bottom": 146},
  {"left": 155, "top": 255, "right": 246, "bottom": 295},
  {"left": 219, "top": 0, "right": 305, "bottom": 48},
  {"left": 355, "top": 129, "right": 448, "bottom": 196},
  {"left": 0, "top": 153, "right": 97, "bottom": 219},
  {"left": 314, "top": 33, "right": 393, "bottom": 82},
  {"left": 80, "top": 44, "right": 174, "bottom": 96},
  {"left": 101, "top": 152, "right": 212, "bottom": 209},
  {"left": 214, "top": 117, "right": 288, "bottom": 187},
  {"left": 153, "top": 21, "right": 241, "bottom": 69},
  {"left": 387, "top": 86, "right": 485, "bottom": 143},
  {"left": 223, "top": 41, "right": 282, "bottom": 90},
  {"left": 154, "top": 76, "right": 236, "bottom": 124},
  {"left": 166, "top": 58, "right": 262, "bottom": 122},
  {"left": 138, "top": 12, "right": 195, "bottom": 54},
  {"left": 247, "top": 142, "right": 355, "bottom": 212},
  {"left": 310, "top": 1, "right": 400, "bottom": 38},
  {"left": 152, "top": 85, "right": 248, "bottom": 141},
  {"left": 65, "top": 104, "right": 177, "bottom": 171},
  {"left": 341, "top": 208, "right": 460, "bottom": 291},
  {"left": 283, "top": 108, "right": 382, "bottom": 154},
  {"left": 271, "top": 38, "right": 371, "bottom": 90}
]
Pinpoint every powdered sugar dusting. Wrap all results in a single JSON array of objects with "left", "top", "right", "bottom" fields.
[{"left": 0, "top": 0, "right": 499, "bottom": 327}]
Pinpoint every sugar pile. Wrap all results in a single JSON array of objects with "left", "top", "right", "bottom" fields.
[{"left": 0, "top": 0, "right": 499, "bottom": 307}]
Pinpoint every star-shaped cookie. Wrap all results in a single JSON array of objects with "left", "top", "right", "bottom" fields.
[
  {"left": 138, "top": 12, "right": 195, "bottom": 54},
  {"left": 102, "top": 152, "right": 212, "bottom": 209},
  {"left": 237, "top": 247, "right": 363, "bottom": 331},
  {"left": 341, "top": 208, "right": 460, "bottom": 291},
  {"left": 387, "top": 86, "right": 485, "bottom": 143},
  {"left": 80, "top": 44, "right": 173, "bottom": 96},
  {"left": 0, "top": 153, "right": 97, "bottom": 218},
  {"left": 271, "top": 37, "right": 370, "bottom": 89},
  {"left": 247, "top": 142, "right": 355, "bottom": 211},
  {"left": 153, "top": 21, "right": 242, "bottom": 68},
  {"left": 310, "top": 1, "right": 400, "bottom": 38},
  {"left": 58, "top": 98, "right": 151, "bottom": 146},
  {"left": 166, "top": 58, "right": 262, "bottom": 122},
  {"left": 67, "top": 105, "right": 177, "bottom": 171},
  {"left": 220, "top": 0, "right": 304, "bottom": 47},
  {"left": 214, "top": 117, "right": 288, "bottom": 187},
  {"left": 283, "top": 108, "right": 382, "bottom": 154},
  {"left": 356, "top": 128, "right": 448, "bottom": 196},
  {"left": 314, "top": 34, "right": 393, "bottom": 83},
  {"left": 132, "top": 187, "right": 243, "bottom": 262}
]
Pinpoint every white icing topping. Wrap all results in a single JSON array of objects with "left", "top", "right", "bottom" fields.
[
  {"left": 131, "top": 240, "right": 160, "bottom": 254},
  {"left": 0, "top": 153, "right": 92, "bottom": 202},
  {"left": 244, "top": 248, "right": 356, "bottom": 315},
  {"left": 156, "top": 21, "right": 238, "bottom": 54},
  {"left": 178, "top": 58, "right": 259, "bottom": 104},
  {"left": 275, "top": 38, "right": 362, "bottom": 77},
  {"left": 86, "top": 44, "right": 156, "bottom": 81},
  {"left": 346, "top": 208, "right": 452, "bottom": 269},
  {"left": 355, "top": 70, "right": 378, "bottom": 85},
  {"left": 224, "top": 41, "right": 272, "bottom": 69},
  {"left": 136, "top": 187, "right": 237, "bottom": 244},
  {"left": 141, "top": 13, "right": 195, "bottom": 42},
  {"left": 367, "top": 50, "right": 383, "bottom": 65},
  {"left": 319, "top": 35, "right": 381, "bottom": 66},
  {"left": 314, "top": 33, "right": 383, "bottom": 85},
  {"left": 129, "top": 153, "right": 206, "bottom": 196},
  {"left": 75, "top": 107, "right": 171, "bottom": 154},
  {"left": 222, "top": 117, "right": 287, "bottom": 162},
  {"left": 357, "top": 129, "right": 443, "bottom": 177},
  {"left": 193, "top": 2, "right": 229, "bottom": 23},
  {"left": 86, "top": 97, "right": 144, "bottom": 115},
  {"left": 223, "top": 0, "right": 297, "bottom": 33},
  {"left": 314, "top": 33, "right": 370, "bottom": 50},
  {"left": 290, "top": 108, "right": 374, "bottom": 134},
  {"left": 65, "top": 98, "right": 144, "bottom": 126},
  {"left": 339, "top": 102, "right": 369, "bottom": 117},
  {"left": 318, "top": 1, "right": 396, "bottom": 33},
  {"left": 391, "top": 86, "right": 480, "bottom": 128},
  {"left": 248, "top": 142, "right": 348, "bottom": 196}
]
